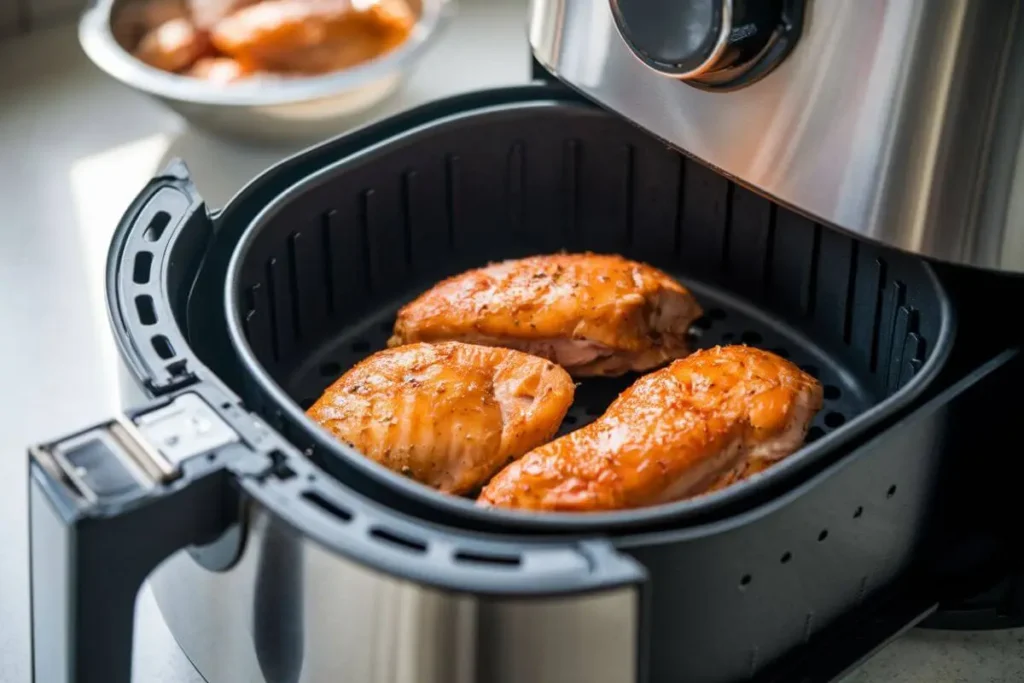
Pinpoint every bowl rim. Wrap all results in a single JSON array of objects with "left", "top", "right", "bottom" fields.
[{"left": 78, "top": 0, "right": 454, "bottom": 107}]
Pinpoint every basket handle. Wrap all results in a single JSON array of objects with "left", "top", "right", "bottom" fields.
[{"left": 29, "top": 394, "right": 243, "bottom": 683}]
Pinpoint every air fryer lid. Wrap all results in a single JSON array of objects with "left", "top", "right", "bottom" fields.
[{"left": 221, "top": 88, "right": 953, "bottom": 533}]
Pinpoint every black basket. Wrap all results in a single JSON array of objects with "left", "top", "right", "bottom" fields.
[
  {"left": 225, "top": 94, "right": 953, "bottom": 529},
  {"left": 186, "top": 87, "right": 957, "bottom": 681}
]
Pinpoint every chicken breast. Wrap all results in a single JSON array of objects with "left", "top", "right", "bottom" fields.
[
  {"left": 307, "top": 342, "right": 575, "bottom": 495},
  {"left": 210, "top": 0, "right": 414, "bottom": 74},
  {"left": 389, "top": 253, "right": 704, "bottom": 377},
  {"left": 478, "top": 345, "right": 823, "bottom": 512}
]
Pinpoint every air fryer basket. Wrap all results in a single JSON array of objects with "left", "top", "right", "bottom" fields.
[
  {"left": 223, "top": 96, "right": 954, "bottom": 532},
  {"left": 86, "top": 86, "right": 973, "bottom": 683}
]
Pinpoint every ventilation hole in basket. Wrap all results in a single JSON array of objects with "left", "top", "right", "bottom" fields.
[
  {"left": 299, "top": 397, "right": 316, "bottom": 410},
  {"left": 454, "top": 550, "right": 522, "bottom": 567},
  {"left": 563, "top": 415, "right": 578, "bottom": 425},
  {"left": 780, "top": 552, "right": 792, "bottom": 564},
  {"left": 370, "top": 527, "right": 427, "bottom": 553},
  {"left": 801, "top": 364, "right": 820, "bottom": 378},
  {"left": 887, "top": 485, "right": 897, "bottom": 498},
  {"left": 302, "top": 491, "right": 353, "bottom": 522},
  {"left": 144, "top": 211, "right": 171, "bottom": 242},
  {"left": 853, "top": 506, "right": 864, "bottom": 519},
  {"left": 135, "top": 295, "right": 157, "bottom": 326},
  {"left": 319, "top": 361, "right": 342, "bottom": 378},
  {"left": 691, "top": 316, "right": 712, "bottom": 331},
  {"left": 133, "top": 251, "right": 153, "bottom": 284},
  {"left": 824, "top": 412, "right": 846, "bottom": 428},
  {"left": 152, "top": 335, "right": 175, "bottom": 359},
  {"left": 741, "top": 331, "right": 763, "bottom": 344},
  {"left": 770, "top": 347, "right": 790, "bottom": 358},
  {"left": 708, "top": 308, "right": 727, "bottom": 320},
  {"left": 806, "top": 426, "right": 825, "bottom": 443},
  {"left": 721, "top": 332, "right": 736, "bottom": 343},
  {"left": 823, "top": 385, "right": 842, "bottom": 400},
  {"left": 818, "top": 529, "right": 829, "bottom": 542},
  {"left": 351, "top": 340, "right": 371, "bottom": 353},
  {"left": 739, "top": 574, "right": 752, "bottom": 589}
]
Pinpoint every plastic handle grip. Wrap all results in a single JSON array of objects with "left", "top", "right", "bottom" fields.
[{"left": 28, "top": 420, "right": 236, "bottom": 683}]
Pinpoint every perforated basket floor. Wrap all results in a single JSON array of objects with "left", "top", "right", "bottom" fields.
[{"left": 287, "top": 276, "right": 861, "bottom": 448}]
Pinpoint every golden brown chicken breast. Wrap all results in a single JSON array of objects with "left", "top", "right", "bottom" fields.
[
  {"left": 210, "top": 0, "right": 414, "bottom": 74},
  {"left": 307, "top": 342, "right": 575, "bottom": 495},
  {"left": 389, "top": 253, "right": 704, "bottom": 377},
  {"left": 134, "top": 17, "right": 211, "bottom": 72},
  {"left": 478, "top": 345, "right": 823, "bottom": 512}
]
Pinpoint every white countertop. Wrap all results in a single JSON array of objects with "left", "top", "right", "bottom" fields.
[{"left": 0, "top": 2, "right": 1022, "bottom": 681}]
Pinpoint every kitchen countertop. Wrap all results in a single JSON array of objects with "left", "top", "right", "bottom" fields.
[{"left": 0, "top": 2, "right": 1022, "bottom": 681}]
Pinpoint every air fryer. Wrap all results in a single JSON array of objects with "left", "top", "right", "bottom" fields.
[{"left": 28, "top": 2, "right": 1024, "bottom": 683}]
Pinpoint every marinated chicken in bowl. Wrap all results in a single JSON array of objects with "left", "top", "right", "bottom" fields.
[
  {"left": 389, "top": 253, "right": 704, "bottom": 378},
  {"left": 114, "top": 0, "right": 416, "bottom": 83}
]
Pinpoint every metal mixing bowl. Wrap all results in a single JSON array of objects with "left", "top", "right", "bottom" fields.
[{"left": 79, "top": 0, "right": 454, "bottom": 144}]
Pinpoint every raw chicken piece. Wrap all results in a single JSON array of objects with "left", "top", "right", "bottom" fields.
[
  {"left": 210, "top": 0, "right": 414, "bottom": 74},
  {"left": 134, "top": 17, "right": 211, "bottom": 72},
  {"left": 188, "top": 56, "right": 257, "bottom": 82},
  {"left": 187, "top": 0, "right": 257, "bottom": 30},
  {"left": 389, "top": 253, "right": 704, "bottom": 377},
  {"left": 307, "top": 341, "right": 575, "bottom": 495},
  {"left": 113, "top": 0, "right": 189, "bottom": 50},
  {"left": 478, "top": 345, "right": 823, "bottom": 512}
]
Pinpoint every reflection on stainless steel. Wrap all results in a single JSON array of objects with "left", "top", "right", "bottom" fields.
[
  {"left": 78, "top": 0, "right": 454, "bottom": 143},
  {"left": 530, "top": 0, "right": 1024, "bottom": 272},
  {"left": 150, "top": 503, "right": 638, "bottom": 683}
]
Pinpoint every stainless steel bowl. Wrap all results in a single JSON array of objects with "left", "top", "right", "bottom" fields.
[{"left": 79, "top": 0, "right": 454, "bottom": 144}]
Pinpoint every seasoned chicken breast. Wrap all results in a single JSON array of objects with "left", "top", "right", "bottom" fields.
[
  {"left": 478, "top": 346, "right": 823, "bottom": 512},
  {"left": 210, "top": 0, "right": 414, "bottom": 74},
  {"left": 389, "top": 253, "right": 704, "bottom": 377},
  {"left": 307, "top": 342, "right": 575, "bottom": 495}
]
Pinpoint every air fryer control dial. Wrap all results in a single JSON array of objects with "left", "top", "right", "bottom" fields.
[{"left": 609, "top": 0, "right": 805, "bottom": 90}]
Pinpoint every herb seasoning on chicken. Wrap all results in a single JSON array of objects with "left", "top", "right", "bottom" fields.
[
  {"left": 389, "top": 253, "right": 704, "bottom": 377},
  {"left": 479, "top": 346, "right": 823, "bottom": 511},
  {"left": 307, "top": 341, "right": 575, "bottom": 495}
]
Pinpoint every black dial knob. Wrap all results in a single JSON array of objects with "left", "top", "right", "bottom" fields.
[{"left": 610, "top": 0, "right": 805, "bottom": 90}]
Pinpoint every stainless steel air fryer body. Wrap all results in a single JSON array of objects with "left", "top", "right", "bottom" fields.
[{"left": 530, "top": 0, "right": 1024, "bottom": 272}]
